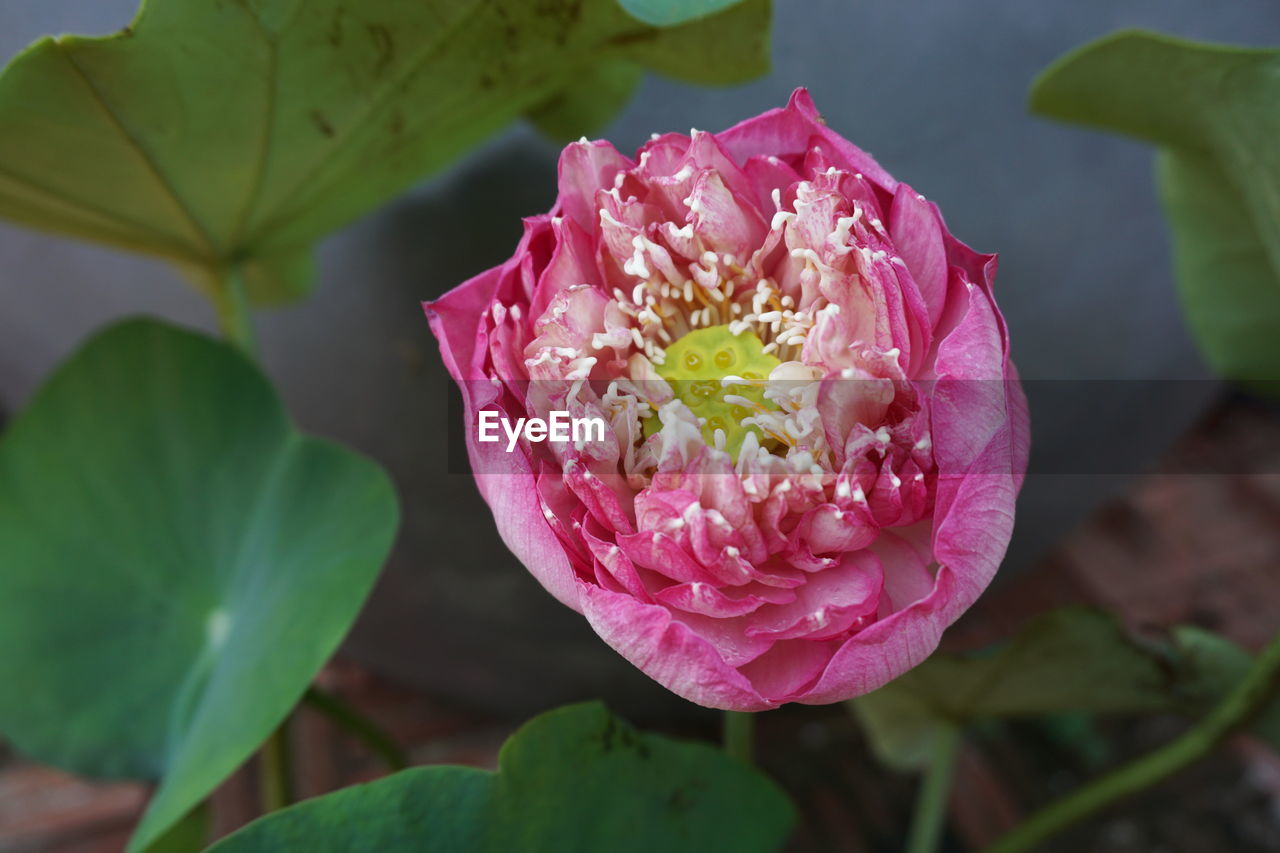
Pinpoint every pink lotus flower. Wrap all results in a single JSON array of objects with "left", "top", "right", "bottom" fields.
[{"left": 426, "top": 90, "right": 1028, "bottom": 711}]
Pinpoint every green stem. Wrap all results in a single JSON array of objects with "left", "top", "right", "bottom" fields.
[
  {"left": 987, "top": 629, "right": 1280, "bottom": 853},
  {"left": 259, "top": 722, "right": 293, "bottom": 814},
  {"left": 303, "top": 686, "right": 408, "bottom": 772},
  {"left": 907, "top": 726, "right": 961, "bottom": 853},
  {"left": 211, "top": 265, "right": 258, "bottom": 359},
  {"left": 723, "top": 711, "right": 755, "bottom": 764}
]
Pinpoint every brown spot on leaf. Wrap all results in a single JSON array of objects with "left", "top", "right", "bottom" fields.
[
  {"left": 310, "top": 110, "right": 335, "bottom": 138},
  {"left": 534, "top": 0, "right": 584, "bottom": 45},
  {"left": 328, "top": 6, "right": 346, "bottom": 47},
  {"left": 368, "top": 23, "right": 394, "bottom": 77}
]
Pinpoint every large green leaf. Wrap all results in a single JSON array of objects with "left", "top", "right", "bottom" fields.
[
  {"left": 849, "top": 608, "right": 1278, "bottom": 769},
  {"left": 1029, "top": 30, "right": 1280, "bottom": 383},
  {"left": 0, "top": 0, "right": 771, "bottom": 304},
  {"left": 209, "top": 701, "right": 794, "bottom": 852},
  {"left": 0, "top": 319, "right": 400, "bottom": 852}
]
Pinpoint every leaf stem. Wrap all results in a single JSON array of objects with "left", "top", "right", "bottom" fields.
[
  {"left": 906, "top": 725, "right": 960, "bottom": 853},
  {"left": 987, "top": 628, "right": 1280, "bottom": 853},
  {"left": 259, "top": 721, "right": 293, "bottom": 814},
  {"left": 723, "top": 710, "right": 755, "bottom": 764},
  {"left": 211, "top": 265, "right": 258, "bottom": 359},
  {"left": 303, "top": 686, "right": 408, "bottom": 772}
]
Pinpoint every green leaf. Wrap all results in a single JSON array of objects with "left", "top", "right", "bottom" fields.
[
  {"left": 1029, "top": 30, "right": 1280, "bottom": 383},
  {"left": 208, "top": 702, "right": 794, "bottom": 852},
  {"left": 528, "top": 59, "right": 644, "bottom": 141},
  {"left": 1167, "top": 624, "right": 1280, "bottom": 746},
  {"left": 1156, "top": 149, "right": 1280, "bottom": 388},
  {"left": 618, "top": 0, "right": 746, "bottom": 27},
  {"left": 147, "top": 802, "right": 211, "bottom": 853},
  {"left": 849, "top": 608, "right": 1277, "bottom": 770},
  {"left": 0, "top": 319, "right": 400, "bottom": 852},
  {"left": 0, "top": 0, "right": 771, "bottom": 305}
]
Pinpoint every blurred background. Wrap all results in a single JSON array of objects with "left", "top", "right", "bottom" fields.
[{"left": 2, "top": 1, "right": 1280, "bottom": 850}]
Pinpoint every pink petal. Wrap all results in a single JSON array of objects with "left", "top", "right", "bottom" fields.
[
  {"left": 931, "top": 282, "right": 1012, "bottom": 472},
  {"left": 718, "top": 89, "right": 898, "bottom": 192},
  {"left": 737, "top": 638, "right": 838, "bottom": 701},
  {"left": 890, "top": 184, "right": 949, "bottom": 329},
  {"left": 745, "top": 551, "right": 883, "bottom": 641},
  {"left": 872, "top": 525, "right": 936, "bottom": 611},
  {"left": 654, "top": 581, "right": 771, "bottom": 618},
  {"left": 742, "top": 153, "right": 803, "bottom": 212},
  {"left": 579, "top": 582, "right": 773, "bottom": 711},
  {"left": 530, "top": 215, "right": 599, "bottom": 324},
  {"left": 796, "top": 563, "right": 961, "bottom": 704},
  {"left": 557, "top": 140, "right": 634, "bottom": 234},
  {"left": 686, "top": 169, "right": 768, "bottom": 260}
]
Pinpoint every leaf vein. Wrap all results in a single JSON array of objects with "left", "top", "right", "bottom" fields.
[
  {"left": 227, "top": 1, "right": 281, "bottom": 254},
  {"left": 244, "top": 0, "right": 484, "bottom": 242},
  {"left": 55, "top": 41, "right": 219, "bottom": 259}
]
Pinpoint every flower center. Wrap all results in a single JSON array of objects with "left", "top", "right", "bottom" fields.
[{"left": 647, "top": 325, "right": 781, "bottom": 459}]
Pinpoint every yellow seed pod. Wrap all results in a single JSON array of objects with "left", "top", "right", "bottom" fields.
[{"left": 642, "top": 325, "right": 782, "bottom": 459}]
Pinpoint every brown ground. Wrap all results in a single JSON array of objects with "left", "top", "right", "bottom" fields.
[{"left": 3, "top": 394, "right": 1279, "bottom": 852}]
